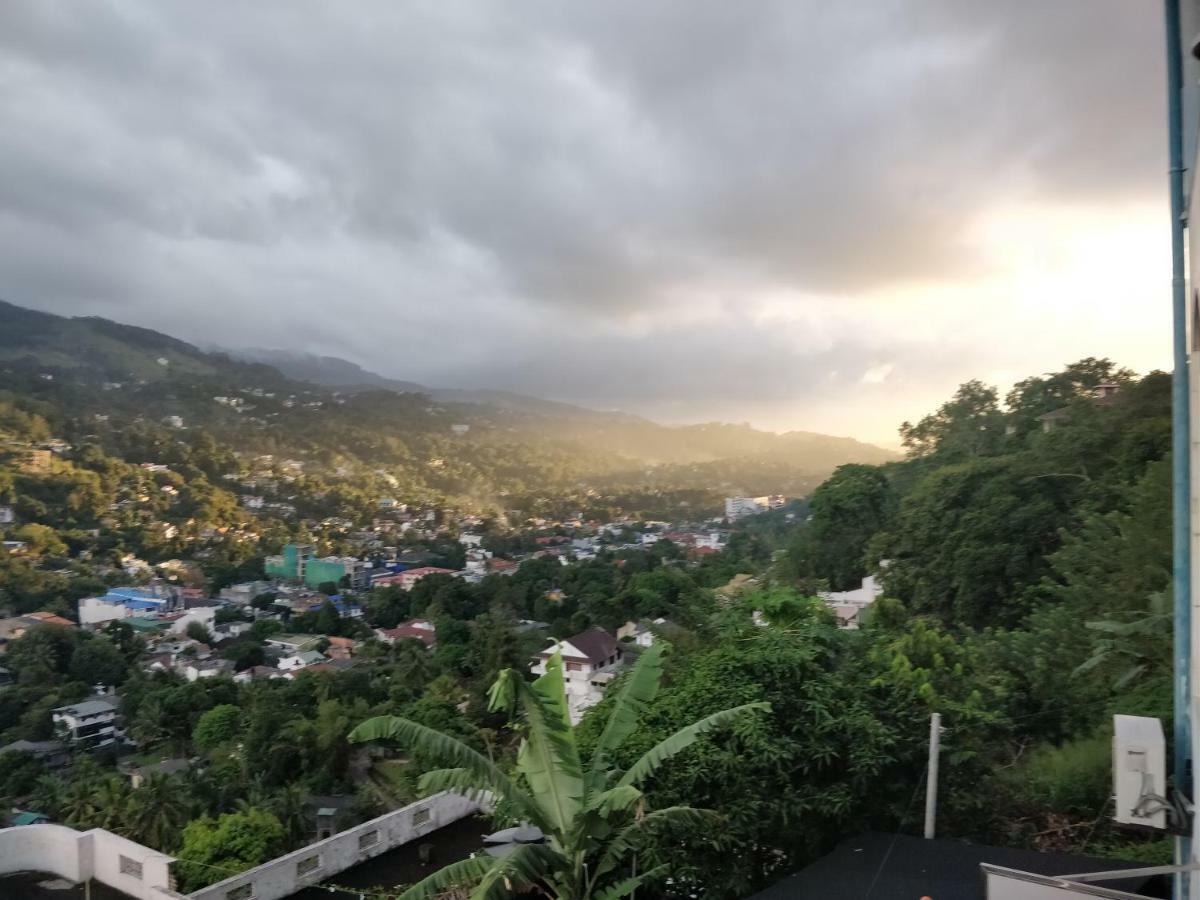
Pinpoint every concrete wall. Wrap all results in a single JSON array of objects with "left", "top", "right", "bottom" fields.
[
  {"left": 189, "top": 792, "right": 481, "bottom": 900},
  {"left": 0, "top": 824, "right": 183, "bottom": 900}
]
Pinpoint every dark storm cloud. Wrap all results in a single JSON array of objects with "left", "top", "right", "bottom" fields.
[{"left": 0, "top": 1, "right": 1168, "bottom": 439}]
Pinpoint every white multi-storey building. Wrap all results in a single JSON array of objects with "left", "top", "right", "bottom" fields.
[
  {"left": 724, "top": 495, "right": 785, "bottom": 520},
  {"left": 52, "top": 697, "right": 122, "bottom": 750}
]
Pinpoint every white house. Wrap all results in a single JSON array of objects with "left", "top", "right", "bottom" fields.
[
  {"left": 278, "top": 650, "right": 326, "bottom": 671},
  {"left": 819, "top": 574, "right": 884, "bottom": 630},
  {"left": 182, "top": 659, "right": 233, "bottom": 682},
  {"left": 459, "top": 532, "right": 484, "bottom": 549},
  {"left": 531, "top": 628, "right": 623, "bottom": 724},
  {"left": 52, "top": 697, "right": 122, "bottom": 749},
  {"left": 617, "top": 618, "right": 668, "bottom": 647}
]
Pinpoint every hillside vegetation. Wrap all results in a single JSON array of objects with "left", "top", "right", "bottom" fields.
[{"left": 0, "top": 299, "right": 893, "bottom": 518}]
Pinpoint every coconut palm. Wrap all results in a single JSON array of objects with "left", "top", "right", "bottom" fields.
[
  {"left": 91, "top": 775, "right": 131, "bottom": 833},
  {"left": 29, "top": 774, "right": 65, "bottom": 819},
  {"left": 60, "top": 774, "right": 101, "bottom": 828},
  {"left": 349, "top": 643, "right": 768, "bottom": 900},
  {"left": 268, "top": 783, "right": 312, "bottom": 849},
  {"left": 126, "top": 773, "right": 188, "bottom": 851}
]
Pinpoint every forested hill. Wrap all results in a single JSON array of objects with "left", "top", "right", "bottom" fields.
[
  {"left": 750, "top": 358, "right": 1175, "bottom": 872},
  {"left": 0, "top": 299, "right": 894, "bottom": 515}
]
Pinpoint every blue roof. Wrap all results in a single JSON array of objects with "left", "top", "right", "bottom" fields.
[
  {"left": 123, "top": 599, "right": 161, "bottom": 610},
  {"left": 12, "top": 811, "right": 49, "bottom": 826},
  {"left": 107, "top": 587, "right": 158, "bottom": 601}
]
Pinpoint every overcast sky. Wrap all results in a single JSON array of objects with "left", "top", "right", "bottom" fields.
[{"left": 0, "top": 1, "right": 1172, "bottom": 445}]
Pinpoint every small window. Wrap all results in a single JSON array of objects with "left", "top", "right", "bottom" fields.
[
  {"left": 359, "top": 829, "right": 379, "bottom": 850},
  {"left": 227, "top": 885, "right": 254, "bottom": 900},
  {"left": 413, "top": 807, "right": 431, "bottom": 826},
  {"left": 119, "top": 856, "right": 143, "bottom": 880},
  {"left": 296, "top": 855, "right": 321, "bottom": 877},
  {"left": 565, "top": 661, "right": 581, "bottom": 672}
]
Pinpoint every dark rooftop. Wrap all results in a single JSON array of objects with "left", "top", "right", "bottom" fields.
[
  {"left": 746, "top": 832, "right": 1169, "bottom": 900},
  {"left": 555, "top": 627, "right": 618, "bottom": 665}
]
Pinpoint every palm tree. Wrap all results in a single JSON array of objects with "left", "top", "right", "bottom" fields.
[
  {"left": 91, "top": 775, "right": 131, "bottom": 833},
  {"left": 126, "top": 773, "right": 188, "bottom": 851},
  {"left": 268, "top": 783, "right": 312, "bottom": 849},
  {"left": 29, "top": 774, "right": 65, "bottom": 818},
  {"left": 60, "top": 775, "right": 100, "bottom": 828},
  {"left": 350, "top": 643, "right": 768, "bottom": 900}
]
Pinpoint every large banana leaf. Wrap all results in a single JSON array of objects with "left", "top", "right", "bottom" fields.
[
  {"left": 616, "top": 702, "right": 770, "bottom": 788},
  {"left": 593, "top": 806, "right": 716, "bottom": 881},
  {"left": 589, "top": 643, "right": 664, "bottom": 786},
  {"left": 585, "top": 784, "right": 643, "bottom": 815},
  {"left": 593, "top": 865, "right": 668, "bottom": 900},
  {"left": 508, "top": 656, "right": 585, "bottom": 837},
  {"left": 468, "top": 843, "right": 564, "bottom": 900},
  {"left": 393, "top": 854, "right": 495, "bottom": 900},
  {"left": 349, "top": 715, "right": 538, "bottom": 825}
]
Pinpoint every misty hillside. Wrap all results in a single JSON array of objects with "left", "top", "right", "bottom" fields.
[
  {"left": 233, "top": 347, "right": 897, "bottom": 468},
  {"left": 0, "top": 300, "right": 897, "bottom": 510}
]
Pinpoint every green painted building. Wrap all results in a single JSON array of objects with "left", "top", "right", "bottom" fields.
[
  {"left": 264, "top": 543, "right": 314, "bottom": 581},
  {"left": 304, "top": 556, "right": 354, "bottom": 590},
  {"left": 265, "top": 544, "right": 365, "bottom": 590}
]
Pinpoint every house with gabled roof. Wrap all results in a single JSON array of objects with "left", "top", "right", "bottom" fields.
[
  {"left": 374, "top": 619, "right": 436, "bottom": 648},
  {"left": 531, "top": 627, "right": 623, "bottom": 724}
]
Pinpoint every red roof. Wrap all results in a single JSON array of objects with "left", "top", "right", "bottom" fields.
[
  {"left": 377, "top": 621, "right": 437, "bottom": 647},
  {"left": 402, "top": 567, "right": 455, "bottom": 578}
]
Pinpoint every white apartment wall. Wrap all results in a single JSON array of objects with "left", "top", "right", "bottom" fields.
[
  {"left": 170, "top": 608, "right": 217, "bottom": 635},
  {"left": 0, "top": 824, "right": 182, "bottom": 900},
  {"left": 188, "top": 792, "right": 481, "bottom": 900},
  {"left": 79, "top": 596, "right": 129, "bottom": 627},
  {"left": 820, "top": 575, "right": 882, "bottom": 610}
]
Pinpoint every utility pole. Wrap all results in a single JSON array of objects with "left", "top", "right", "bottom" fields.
[
  {"left": 924, "top": 713, "right": 941, "bottom": 840},
  {"left": 1162, "top": 2, "right": 1193, "bottom": 897}
]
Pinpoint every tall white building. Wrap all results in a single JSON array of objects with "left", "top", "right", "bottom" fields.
[{"left": 724, "top": 495, "right": 785, "bottom": 520}]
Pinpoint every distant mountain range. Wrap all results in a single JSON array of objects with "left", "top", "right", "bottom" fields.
[
  {"left": 231, "top": 347, "right": 637, "bottom": 421},
  {"left": 226, "top": 349, "right": 897, "bottom": 468},
  {"left": 0, "top": 299, "right": 897, "bottom": 498}
]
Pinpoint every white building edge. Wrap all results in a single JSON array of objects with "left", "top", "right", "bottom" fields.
[{"left": 0, "top": 792, "right": 482, "bottom": 900}]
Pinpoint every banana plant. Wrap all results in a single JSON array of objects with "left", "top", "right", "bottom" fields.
[{"left": 349, "top": 643, "right": 769, "bottom": 900}]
